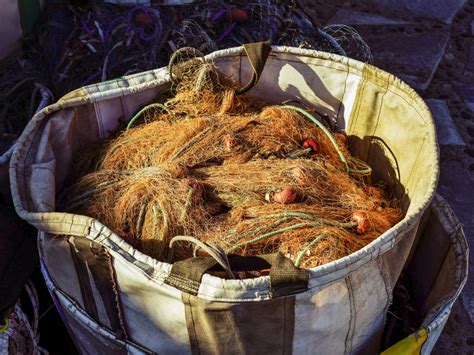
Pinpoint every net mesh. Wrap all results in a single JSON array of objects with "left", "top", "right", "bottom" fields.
[{"left": 60, "top": 50, "right": 400, "bottom": 270}]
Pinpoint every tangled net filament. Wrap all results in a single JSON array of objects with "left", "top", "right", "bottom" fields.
[{"left": 61, "top": 50, "right": 402, "bottom": 270}]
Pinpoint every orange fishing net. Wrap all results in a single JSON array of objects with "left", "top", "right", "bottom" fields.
[{"left": 59, "top": 52, "right": 402, "bottom": 269}]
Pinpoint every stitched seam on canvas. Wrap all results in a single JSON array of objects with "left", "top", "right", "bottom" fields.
[{"left": 344, "top": 276, "right": 356, "bottom": 355}]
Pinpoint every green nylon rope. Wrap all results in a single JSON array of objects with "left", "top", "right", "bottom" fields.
[
  {"left": 280, "top": 105, "right": 372, "bottom": 175},
  {"left": 294, "top": 233, "right": 329, "bottom": 267},
  {"left": 226, "top": 222, "right": 310, "bottom": 253},
  {"left": 259, "top": 212, "right": 357, "bottom": 228},
  {"left": 66, "top": 179, "right": 118, "bottom": 210},
  {"left": 0, "top": 316, "right": 8, "bottom": 333},
  {"left": 171, "top": 127, "right": 212, "bottom": 160},
  {"left": 226, "top": 217, "right": 357, "bottom": 253},
  {"left": 288, "top": 147, "right": 313, "bottom": 159},
  {"left": 126, "top": 103, "right": 172, "bottom": 130},
  {"left": 228, "top": 217, "right": 292, "bottom": 242}
]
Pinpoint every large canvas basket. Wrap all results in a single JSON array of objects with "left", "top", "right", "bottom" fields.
[{"left": 10, "top": 46, "right": 466, "bottom": 354}]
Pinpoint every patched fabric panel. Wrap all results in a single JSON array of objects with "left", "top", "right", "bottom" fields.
[
  {"left": 293, "top": 281, "right": 350, "bottom": 354},
  {"left": 40, "top": 233, "right": 84, "bottom": 308},
  {"left": 183, "top": 293, "right": 295, "bottom": 355},
  {"left": 349, "top": 260, "right": 389, "bottom": 354},
  {"left": 112, "top": 255, "right": 191, "bottom": 354}
]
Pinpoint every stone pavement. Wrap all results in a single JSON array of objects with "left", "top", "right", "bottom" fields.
[
  {"left": 427, "top": 99, "right": 466, "bottom": 146},
  {"left": 363, "top": 0, "right": 467, "bottom": 25},
  {"left": 299, "top": 0, "right": 473, "bottom": 351}
]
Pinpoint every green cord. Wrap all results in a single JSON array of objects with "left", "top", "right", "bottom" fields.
[
  {"left": 126, "top": 103, "right": 172, "bottom": 130},
  {"left": 227, "top": 212, "right": 358, "bottom": 252},
  {"left": 66, "top": 179, "right": 118, "bottom": 210},
  {"left": 171, "top": 126, "right": 212, "bottom": 160},
  {"left": 151, "top": 204, "right": 165, "bottom": 256},
  {"left": 294, "top": 233, "right": 329, "bottom": 267},
  {"left": 164, "top": 97, "right": 180, "bottom": 106},
  {"left": 180, "top": 189, "right": 194, "bottom": 221},
  {"left": 288, "top": 147, "right": 313, "bottom": 159},
  {"left": 281, "top": 105, "right": 372, "bottom": 175},
  {"left": 136, "top": 198, "right": 149, "bottom": 240},
  {"left": 259, "top": 212, "right": 357, "bottom": 228},
  {"left": 0, "top": 316, "right": 8, "bottom": 333},
  {"left": 226, "top": 222, "right": 310, "bottom": 253},
  {"left": 228, "top": 218, "right": 292, "bottom": 243},
  {"left": 260, "top": 212, "right": 319, "bottom": 219},
  {"left": 152, "top": 204, "right": 159, "bottom": 236},
  {"left": 157, "top": 200, "right": 170, "bottom": 242}
]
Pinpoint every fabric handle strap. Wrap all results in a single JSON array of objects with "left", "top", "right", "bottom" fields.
[
  {"left": 165, "top": 252, "right": 309, "bottom": 298},
  {"left": 236, "top": 40, "right": 272, "bottom": 95}
]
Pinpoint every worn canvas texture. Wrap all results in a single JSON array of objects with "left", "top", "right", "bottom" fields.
[{"left": 10, "top": 46, "right": 451, "bottom": 354}]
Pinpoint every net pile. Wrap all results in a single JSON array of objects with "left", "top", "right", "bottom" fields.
[
  {"left": 60, "top": 53, "right": 401, "bottom": 269},
  {"left": 22, "top": 0, "right": 372, "bottom": 98}
]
